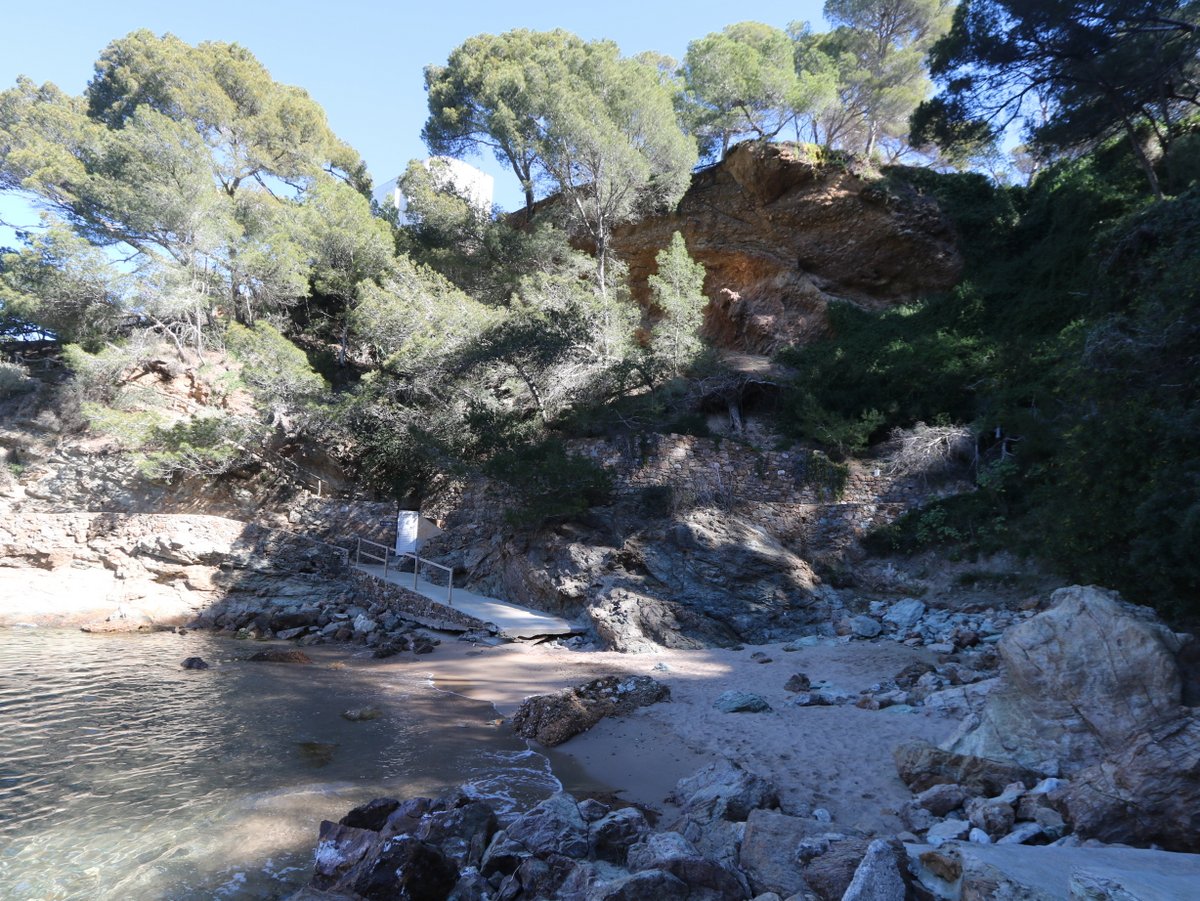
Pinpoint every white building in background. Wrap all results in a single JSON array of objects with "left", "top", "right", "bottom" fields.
[{"left": 372, "top": 156, "right": 495, "bottom": 222}]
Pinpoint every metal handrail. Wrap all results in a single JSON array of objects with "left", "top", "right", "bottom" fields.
[{"left": 354, "top": 536, "right": 455, "bottom": 605}]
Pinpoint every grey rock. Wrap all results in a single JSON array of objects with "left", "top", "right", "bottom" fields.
[
  {"left": 926, "top": 819, "right": 970, "bottom": 847},
  {"left": 798, "top": 836, "right": 871, "bottom": 901},
  {"left": 503, "top": 793, "right": 590, "bottom": 859},
  {"left": 788, "top": 692, "right": 833, "bottom": 707},
  {"left": 965, "top": 797, "right": 1015, "bottom": 838},
  {"left": 578, "top": 798, "right": 611, "bottom": 823},
  {"left": 850, "top": 615, "right": 883, "bottom": 639},
  {"left": 997, "top": 822, "right": 1043, "bottom": 845},
  {"left": 968, "top": 827, "right": 992, "bottom": 844},
  {"left": 627, "top": 832, "right": 699, "bottom": 872},
  {"left": 1063, "top": 713, "right": 1200, "bottom": 851},
  {"left": 311, "top": 821, "right": 380, "bottom": 891},
  {"left": 883, "top": 599, "right": 926, "bottom": 632},
  {"left": 841, "top": 839, "right": 905, "bottom": 901},
  {"left": 339, "top": 797, "right": 400, "bottom": 832},
  {"left": 907, "top": 841, "right": 1200, "bottom": 901},
  {"left": 416, "top": 801, "right": 499, "bottom": 869},
  {"left": 512, "top": 676, "right": 670, "bottom": 747},
  {"left": 893, "top": 739, "right": 1039, "bottom": 795},
  {"left": 783, "top": 673, "right": 812, "bottom": 692},
  {"left": 590, "top": 807, "right": 652, "bottom": 863},
  {"left": 578, "top": 868, "right": 691, "bottom": 901},
  {"left": 915, "top": 783, "right": 967, "bottom": 817},
  {"left": 946, "top": 585, "right": 1186, "bottom": 775},
  {"left": 350, "top": 834, "right": 458, "bottom": 900},
  {"left": 181, "top": 656, "right": 209, "bottom": 669},
  {"left": 713, "top": 690, "right": 772, "bottom": 713},
  {"left": 738, "top": 809, "right": 824, "bottom": 896},
  {"left": 671, "top": 759, "right": 779, "bottom": 824},
  {"left": 340, "top": 706, "right": 382, "bottom": 722},
  {"left": 1029, "top": 777, "right": 1069, "bottom": 796}
]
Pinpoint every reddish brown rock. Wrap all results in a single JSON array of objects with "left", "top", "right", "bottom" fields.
[{"left": 610, "top": 141, "right": 962, "bottom": 354}]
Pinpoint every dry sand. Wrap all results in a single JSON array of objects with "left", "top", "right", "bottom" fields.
[{"left": 402, "top": 636, "right": 958, "bottom": 834}]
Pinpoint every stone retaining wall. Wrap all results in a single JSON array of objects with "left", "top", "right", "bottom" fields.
[
  {"left": 348, "top": 569, "right": 491, "bottom": 633},
  {"left": 569, "top": 433, "right": 938, "bottom": 508}
]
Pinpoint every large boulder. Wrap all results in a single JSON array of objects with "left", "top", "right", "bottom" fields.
[
  {"left": 502, "top": 792, "right": 591, "bottom": 860},
  {"left": 906, "top": 842, "right": 1200, "bottom": 900},
  {"left": 945, "top": 585, "right": 1188, "bottom": 775},
  {"left": 671, "top": 759, "right": 779, "bottom": 824},
  {"left": 1063, "top": 713, "right": 1200, "bottom": 851},
  {"left": 737, "top": 809, "right": 822, "bottom": 896},
  {"left": 893, "top": 740, "right": 1039, "bottom": 796},
  {"left": 510, "top": 676, "right": 670, "bottom": 747},
  {"left": 349, "top": 834, "right": 458, "bottom": 901},
  {"left": 841, "top": 839, "right": 906, "bottom": 901},
  {"left": 626, "top": 832, "right": 745, "bottom": 901}
]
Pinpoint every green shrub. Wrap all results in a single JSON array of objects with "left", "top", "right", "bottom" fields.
[
  {"left": 0, "top": 361, "right": 35, "bottom": 399},
  {"left": 797, "top": 450, "right": 850, "bottom": 498},
  {"left": 485, "top": 439, "right": 613, "bottom": 528},
  {"left": 225, "top": 321, "right": 326, "bottom": 406}
]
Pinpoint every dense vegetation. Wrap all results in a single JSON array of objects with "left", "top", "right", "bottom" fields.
[
  {"left": 783, "top": 144, "right": 1200, "bottom": 614},
  {"left": 1, "top": 3, "right": 1198, "bottom": 615}
]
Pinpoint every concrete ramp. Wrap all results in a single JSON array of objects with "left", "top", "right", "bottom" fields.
[{"left": 352, "top": 563, "right": 575, "bottom": 639}]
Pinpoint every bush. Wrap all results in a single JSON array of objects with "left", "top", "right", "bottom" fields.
[
  {"left": 0, "top": 361, "right": 35, "bottom": 399},
  {"left": 796, "top": 450, "right": 850, "bottom": 498},
  {"left": 224, "top": 321, "right": 326, "bottom": 407},
  {"left": 484, "top": 439, "right": 613, "bottom": 528}
]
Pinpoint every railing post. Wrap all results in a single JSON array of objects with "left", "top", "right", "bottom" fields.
[
  {"left": 384, "top": 549, "right": 390, "bottom": 578},
  {"left": 413, "top": 554, "right": 420, "bottom": 589},
  {"left": 447, "top": 567, "right": 454, "bottom": 606},
  {"left": 356, "top": 537, "right": 361, "bottom": 565}
]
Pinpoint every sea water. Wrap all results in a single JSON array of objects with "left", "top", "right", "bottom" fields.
[{"left": 0, "top": 628, "right": 559, "bottom": 899}]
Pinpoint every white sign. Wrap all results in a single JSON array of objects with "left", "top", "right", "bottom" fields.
[{"left": 396, "top": 510, "right": 420, "bottom": 554}]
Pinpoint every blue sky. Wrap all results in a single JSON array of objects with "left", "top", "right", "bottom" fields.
[{"left": 0, "top": 0, "right": 828, "bottom": 237}]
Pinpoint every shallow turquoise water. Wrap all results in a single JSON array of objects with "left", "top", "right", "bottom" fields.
[{"left": 0, "top": 628, "right": 557, "bottom": 900}]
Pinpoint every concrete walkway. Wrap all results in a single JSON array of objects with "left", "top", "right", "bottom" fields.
[{"left": 353, "top": 563, "right": 576, "bottom": 639}]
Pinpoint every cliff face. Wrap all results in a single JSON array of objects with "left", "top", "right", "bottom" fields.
[{"left": 612, "top": 142, "right": 962, "bottom": 353}]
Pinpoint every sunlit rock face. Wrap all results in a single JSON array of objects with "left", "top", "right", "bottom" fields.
[
  {"left": 0, "top": 510, "right": 348, "bottom": 629},
  {"left": 611, "top": 141, "right": 962, "bottom": 354}
]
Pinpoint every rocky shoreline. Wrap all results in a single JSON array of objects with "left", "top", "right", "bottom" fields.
[
  {"left": 4, "top": 506, "right": 1198, "bottom": 898},
  {"left": 276, "top": 585, "right": 1200, "bottom": 900}
]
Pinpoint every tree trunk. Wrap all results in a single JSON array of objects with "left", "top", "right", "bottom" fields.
[
  {"left": 512, "top": 360, "right": 547, "bottom": 423},
  {"left": 728, "top": 397, "right": 744, "bottom": 433},
  {"left": 1123, "top": 119, "right": 1164, "bottom": 199}
]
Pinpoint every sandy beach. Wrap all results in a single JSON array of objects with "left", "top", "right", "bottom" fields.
[{"left": 397, "top": 636, "right": 958, "bottom": 833}]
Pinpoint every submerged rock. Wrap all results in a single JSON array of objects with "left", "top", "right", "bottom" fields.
[
  {"left": 180, "top": 656, "right": 209, "bottom": 670},
  {"left": 341, "top": 706, "right": 382, "bottom": 722},
  {"left": 247, "top": 648, "right": 313, "bottom": 664}
]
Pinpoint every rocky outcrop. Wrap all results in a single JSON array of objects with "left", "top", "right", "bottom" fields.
[
  {"left": 611, "top": 142, "right": 962, "bottom": 354},
  {"left": 295, "top": 759, "right": 797, "bottom": 901},
  {"left": 900, "top": 585, "right": 1200, "bottom": 851},
  {"left": 945, "top": 585, "right": 1190, "bottom": 775},
  {"left": 907, "top": 842, "right": 1200, "bottom": 900},
  {"left": 1063, "top": 714, "right": 1200, "bottom": 851},
  {"left": 430, "top": 506, "right": 828, "bottom": 652},
  {"left": 510, "top": 675, "right": 670, "bottom": 747},
  {"left": 0, "top": 510, "right": 349, "bottom": 629}
]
